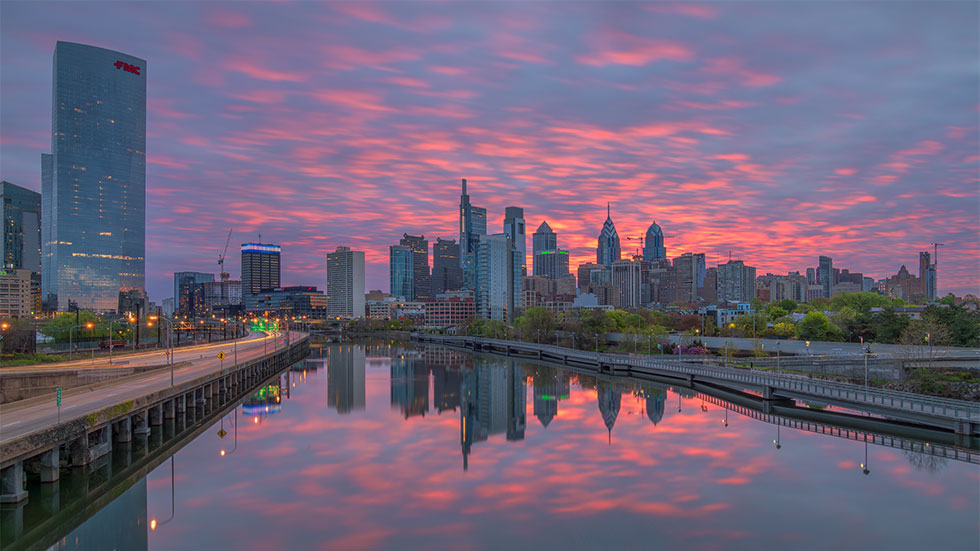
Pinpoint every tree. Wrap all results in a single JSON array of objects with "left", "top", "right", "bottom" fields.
[
  {"left": 795, "top": 311, "right": 842, "bottom": 341},
  {"left": 774, "top": 299, "right": 797, "bottom": 313},
  {"left": 764, "top": 305, "right": 788, "bottom": 322},
  {"left": 899, "top": 319, "right": 951, "bottom": 361},
  {"left": 870, "top": 307, "right": 909, "bottom": 344},
  {"left": 922, "top": 304, "right": 980, "bottom": 348},
  {"left": 829, "top": 291, "right": 893, "bottom": 314},
  {"left": 514, "top": 307, "right": 557, "bottom": 342},
  {"left": 772, "top": 322, "right": 796, "bottom": 338}
]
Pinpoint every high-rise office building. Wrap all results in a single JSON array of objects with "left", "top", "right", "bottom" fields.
[
  {"left": 459, "top": 179, "right": 487, "bottom": 290},
  {"left": 42, "top": 42, "right": 146, "bottom": 312},
  {"left": 241, "top": 243, "right": 281, "bottom": 296},
  {"left": 817, "top": 256, "right": 834, "bottom": 299},
  {"left": 476, "top": 233, "right": 522, "bottom": 322},
  {"left": 389, "top": 245, "right": 413, "bottom": 300},
  {"left": 399, "top": 234, "right": 430, "bottom": 300},
  {"left": 503, "top": 207, "right": 527, "bottom": 275},
  {"left": 596, "top": 204, "right": 621, "bottom": 268},
  {"left": 1, "top": 182, "right": 42, "bottom": 274},
  {"left": 716, "top": 260, "right": 757, "bottom": 304},
  {"left": 533, "top": 249, "right": 570, "bottom": 280},
  {"left": 432, "top": 238, "right": 462, "bottom": 294},
  {"left": 531, "top": 221, "right": 558, "bottom": 276},
  {"left": 919, "top": 251, "right": 937, "bottom": 301},
  {"left": 643, "top": 221, "right": 667, "bottom": 262},
  {"left": 326, "top": 246, "right": 365, "bottom": 318},
  {"left": 576, "top": 262, "right": 604, "bottom": 293}
]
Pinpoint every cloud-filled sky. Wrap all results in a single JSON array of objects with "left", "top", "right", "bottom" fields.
[{"left": 1, "top": 1, "right": 978, "bottom": 301}]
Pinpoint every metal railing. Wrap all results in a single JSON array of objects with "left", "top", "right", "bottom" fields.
[{"left": 416, "top": 334, "right": 980, "bottom": 423}]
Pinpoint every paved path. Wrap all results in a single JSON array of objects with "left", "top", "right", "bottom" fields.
[{"left": 0, "top": 331, "right": 292, "bottom": 444}]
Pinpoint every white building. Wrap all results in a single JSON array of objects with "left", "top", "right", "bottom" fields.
[{"left": 326, "top": 246, "right": 365, "bottom": 318}]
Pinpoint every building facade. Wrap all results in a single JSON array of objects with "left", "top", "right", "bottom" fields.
[
  {"left": 425, "top": 295, "right": 476, "bottom": 327},
  {"left": 643, "top": 221, "right": 667, "bottom": 262},
  {"left": 716, "top": 260, "right": 757, "bottom": 304},
  {"left": 503, "top": 207, "right": 527, "bottom": 275},
  {"left": 817, "top": 256, "right": 834, "bottom": 299},
  {"left": 611, "top": 258, "right": 644, "bottom": 308},
  {"left": 326, "top": 246, "right": 365, "bottom": 318},
  {"left": 399, "top": 234, "right": 430, "bottom": 301},
  {"left": 241, "top": 243, "right": 281, "bottom": 295},
  {"left": 174, "top": 271, "right": 214, "bottom": 316},
  {"left": 0, "top": 269, "right": 35, "bottom": 317},
  {"left": 244, "top": 286, "right": 327, "bottom": 318},
  {"left": 1, "top": 181, "right": 41, "bottom": 273},
  {"left": 43, "top": 42, "right": 146, "bottom": 312},
  {"left": 533, "top": 249, "right": 570, "bottom": 280},
  {"left": 476, "top": 234, "right": 522, "bottom": 322},
  {"left": 432, "top": 238, "right": 462, "bottom": 294},
  {"left": 389, "top": 245, "right": 414, "bottom": 300},
  {"left": 671, "top": 253, "right": 705, "bottom": 304},
  {"left": 459, "top": 179, "right": 487, "bottom": 290},
  {"left": 596, "top": 205, "right": 621, "bottom": 268},
  {"left": 531, "top": 221, "right": 557, "bottom": 275}
]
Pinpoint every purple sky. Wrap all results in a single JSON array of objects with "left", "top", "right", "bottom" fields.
[{"left": 1, "top": 1, "right": 977, "bottom": 302}]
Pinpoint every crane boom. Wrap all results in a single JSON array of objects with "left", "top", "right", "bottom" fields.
[{"left": 218, "top": 228, "right": 233, "bottom": 281}]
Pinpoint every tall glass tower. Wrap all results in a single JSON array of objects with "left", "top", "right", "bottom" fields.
[
  {"left": 42, "top": 42, "right": 146, "bottom": 312},
  {"left": 459, "top": 179, "right": 486, "bottom": 290}
]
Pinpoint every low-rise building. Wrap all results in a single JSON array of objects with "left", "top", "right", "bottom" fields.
[
  {"left": 425, "top": 296, "right": 475, "bottom": 327},
  {"left": 0, "top": 268, "right": 34, "bottom": 317}
]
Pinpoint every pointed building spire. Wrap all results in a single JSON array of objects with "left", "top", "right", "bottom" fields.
[{"left": 607, "top": 202, "right": 610, "bottom": 219}]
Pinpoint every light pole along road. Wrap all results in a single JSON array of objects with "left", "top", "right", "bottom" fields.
[{"left": 0, "top": 330, "right": 284, "bottom": 444}]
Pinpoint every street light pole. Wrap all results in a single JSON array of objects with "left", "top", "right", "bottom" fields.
[
  {"left": 69, "top": 323, "right": 93, "bottom": 361},
  {"left": 776, "top": 341, "right": 780, "bottom": 375}
]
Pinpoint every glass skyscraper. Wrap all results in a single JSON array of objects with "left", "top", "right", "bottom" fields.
[
  {"left": 1, "top": 181, "right": 42, "bottom": 272},
  {"left": 42, "top": 42, "right": 146, "bottom": 312},
  {"left": 596, "top": 204, "right": 621, "bottom": 268},
  {"left": 458, "top": 179, "right": 486, "bottom": 290},
  {"left": 643, "top": 221, "right": 667, "bottom": 261},
  {"left": 241, "top": 243, "right": 281, "bottom": 296},
  {"left": 389, "top": 245, "right": 414, "bottom": 300}
]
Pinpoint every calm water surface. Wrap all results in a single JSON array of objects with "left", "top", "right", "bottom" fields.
[{"left": 44, "top": 341, "right": 980, "bottom": 549}]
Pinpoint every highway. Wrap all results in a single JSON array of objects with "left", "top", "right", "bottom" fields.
[{"left": 0, "top": 331, "right": 291, "bottom": 443}]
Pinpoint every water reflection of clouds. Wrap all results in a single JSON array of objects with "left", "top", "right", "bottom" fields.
[{"left": 141, "top": 344, "right": 979, "bottom": 550}]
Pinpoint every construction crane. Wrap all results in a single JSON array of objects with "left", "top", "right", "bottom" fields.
[
  {"left": 218, "top": 229, "right": 233, "bottom": 281},
  {"left": 625, "top": 235, "right": 645, "bottom": 258}
]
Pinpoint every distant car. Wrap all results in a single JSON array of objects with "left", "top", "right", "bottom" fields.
[{"left": 98, "top": 340, "right": 127, "bottom": 350}]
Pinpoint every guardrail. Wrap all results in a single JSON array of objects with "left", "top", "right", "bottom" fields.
[{"left": 415, "top": 334, "right": 980, "bottom": 430}]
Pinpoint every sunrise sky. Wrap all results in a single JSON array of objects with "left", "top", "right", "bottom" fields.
[{"left": 1, "top": 1, "right": 977, "bottom": 301}]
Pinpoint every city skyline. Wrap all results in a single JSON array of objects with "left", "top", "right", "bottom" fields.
[{"left": 1, "top": 2, "right": 978, "bottom": 302}]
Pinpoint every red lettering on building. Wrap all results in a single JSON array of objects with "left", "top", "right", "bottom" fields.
[{"left": 114, "top": 60, "right": 141, "bottom": 75}]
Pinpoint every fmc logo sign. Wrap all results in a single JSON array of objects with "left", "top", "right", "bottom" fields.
[{"left": 114, "top": 60, "right": 141, "bottom": 75}]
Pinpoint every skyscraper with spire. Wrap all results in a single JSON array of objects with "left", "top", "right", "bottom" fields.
[
  {"left": 459, "top": 179, "right": 486, "bottom": 290},
  {"left": 596, "top": 203, "right": 621, "bottom": 268},
  {"left": 643, "top": 221, "right": 667, "bottom": 261}
]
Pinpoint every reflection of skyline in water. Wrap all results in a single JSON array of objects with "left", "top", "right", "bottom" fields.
[
  {"left": 326, "top": 344, "right": 365, "bottom": 414},
  {"left": 19, "top": 341, "right": 976, "bottom": 551}
]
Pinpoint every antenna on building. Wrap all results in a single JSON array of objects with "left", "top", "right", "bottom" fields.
[
  {"left": 931, "top": 242, "right": 944, "bottom": 265},
  {"left": 257, "top": 233, "right": 262, "bottom": 244}
]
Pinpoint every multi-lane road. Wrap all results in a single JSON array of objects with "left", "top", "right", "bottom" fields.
[{"left": 0, "top": 331, "right": 291, "bottom": 443}]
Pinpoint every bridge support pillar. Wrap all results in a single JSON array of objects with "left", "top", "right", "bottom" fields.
[
  {"left": 149, "top": 404, "right": 163, "bottom": 426},
  {"left": 39, "top": 448, "right": 60, "bottom": 483},
  {"left": 164, "top": 399, "right": 175, "bottom": 420},
  {"left": 115, "top": 416, "right": 132, "bottom": 442},
  {"left": 133, "top": 411, "right": 150, "bottom": 436},
  {"left": 0, "top": 461, "right": 28, "bottom": 503}
]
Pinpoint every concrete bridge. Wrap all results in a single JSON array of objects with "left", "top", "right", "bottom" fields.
[
  {"left": 413, "top": 334, "right": 980, "bottom": 438},
  {"left": 0, "top": 332, "right": 309, "bottom": 506}
]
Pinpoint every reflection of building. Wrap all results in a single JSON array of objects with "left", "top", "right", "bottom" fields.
[
  {"left": 242, "top": 382, "right": 282, "bottom": 418},
  {"left": 643, "top": 387, "right": 667, "bottom": 425},
  {"left": 597, "top": 383, "right": 622, "bottom": 443},
  {"left": 532, "top": 367, "right": 570, "bottom": 428},
  {"left": 459, "top": 362, "right": 509, "bottom": 469},
  {"left": 56, "top": 477, "right": 148, "bottom": 550},
  {"left": 506, "top": 362, "right": 526, "bottom": 441},
  {"left": 391, "top": 359, "right": 429, "bottom": 418},
  {"left": 327, "top": 344, "right": 365, "bottom": 414},
  {"left": 432, "top": 365, "right": 462, "bottom": 413}
]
